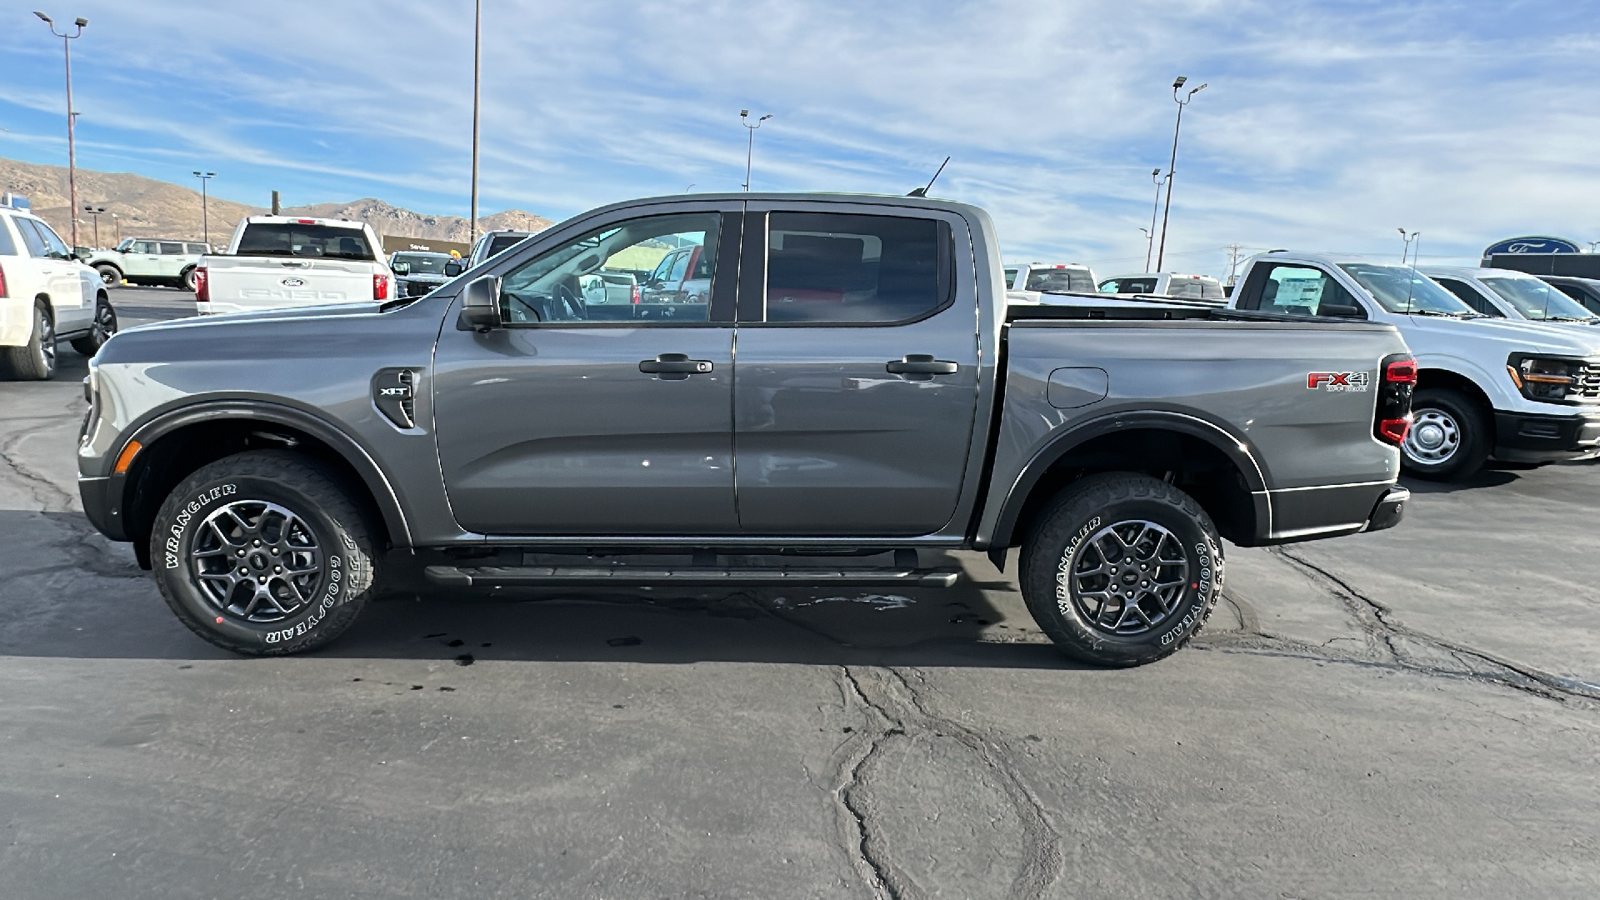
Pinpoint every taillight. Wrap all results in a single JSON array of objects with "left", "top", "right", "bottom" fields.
[
  {"left": 373, "top": 273, "right": 389, "bottom": 300},
  {"left": 631, "top": 284, "right": 641, "bottom": 304},
  {"left": 194, "top": 266, "right": 208, "bottom": 303},
  {"left": 0, "top": 261, "right": 8, "bottom": 298},
  {"left": 1375, "top": 353, "right": 1416, "bottom": 446}
]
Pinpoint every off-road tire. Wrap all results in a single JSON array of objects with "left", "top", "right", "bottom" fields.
[
  {"left": 2, "top": 301, "right": 57, "bottom": 380},
  {"left": 180, "top": 266, "right": 198, "bottom": 291},
  {"left": 70, "top": 293, "right": 117, "bottom": 357},
  {"left": 95, "top": 263, "right": 122, "bottom": 286},
  {"left": 1019, "top": 473, "right": 1224, "bottom": 667},
  {"left": 150, "top": 450, "right": 379, "bottom": 656},
  {"left": 1401, "top": 388, "right": 1490, "bottom": 481}
]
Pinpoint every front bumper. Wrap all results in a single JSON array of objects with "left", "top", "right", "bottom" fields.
[
  {"left": 79, "top": 474, "right": 128, "bottom": 541},
  {"left": 1493, "top": 410, "right": 1600, "bottom": 464}
]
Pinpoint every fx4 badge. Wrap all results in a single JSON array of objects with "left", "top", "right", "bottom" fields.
[{"left": 1307, "top": 371, "right": 1370, "bottom": 392}]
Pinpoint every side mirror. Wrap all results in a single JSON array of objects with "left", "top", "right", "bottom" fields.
[
  {"left": 444, "top": 260, "right": 463, "bottom": 277},
  {"left": 74, "top": 246, "right": 92, "bottom": 260},
  {"left": 391, "top": 261, "right": 410, "bottom": 275},
  {"left": 1319, "top": 302, "right": 1363, "bottom": 318},
  {"left": 457, "top": 274, "right": 502, "bottom": 332}
]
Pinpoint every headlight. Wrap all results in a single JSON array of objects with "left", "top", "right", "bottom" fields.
[{"left": 1506, "top": 354, "right": 1582, "bottom": 403}]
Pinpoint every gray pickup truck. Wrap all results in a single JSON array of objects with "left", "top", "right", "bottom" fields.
[{"left": 78, "top": 193, "right": 1414, "bottom": 666}]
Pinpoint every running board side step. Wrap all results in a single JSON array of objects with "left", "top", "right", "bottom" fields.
[{"left": 424, "top": 565, "right": 961, "bottom": 589}]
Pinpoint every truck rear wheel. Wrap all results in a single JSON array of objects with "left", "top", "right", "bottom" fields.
[
  {"left": 149, "top": 450, "right": 379, "bottom": 656},
  {"left": 2, "top": 301, "right": 57, "bottom": 380},
  {"left": 1401, "top": 388, "right": 1489, "bottom": 481},
  {"left": 1019, "top": 473, "right": 1223, "bottom": 667}
]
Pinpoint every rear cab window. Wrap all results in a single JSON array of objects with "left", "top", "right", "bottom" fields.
[
  {"left": 760, "top": 211, "right": 950, "bottom": 324},
  {"left": 1024, "top": 267, "right": 1094, "bottom": 293},
  {"left": 237, "top": 223, "right": 376, "bottom": 260},
  {"left": 1100, "top": 277, "right": 1158, "bottom": 294}
]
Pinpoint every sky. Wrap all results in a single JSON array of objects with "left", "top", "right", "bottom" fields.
[{"left": 2, "top": 0, "right": 1597, "bottom": 277}]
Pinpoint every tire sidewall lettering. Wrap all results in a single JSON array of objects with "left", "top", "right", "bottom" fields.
[
  {"left": 1055, "top": 515, "right": 1102, "bottom": 610},
  {"left": 162, "top": 483, "right": 238, "bottom": 569}
]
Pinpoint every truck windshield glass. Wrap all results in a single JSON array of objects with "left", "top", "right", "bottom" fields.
[
  {"left": 391, "top": 253, "right": 450, "bottom": 275},
  {"left": 236, "top": 224, "right": 376, "bottom": 260},
  {"left": 1480, "top": 276, "right": 1598, "bottom": 321},
  {"left": 1339, "top": 263, "right": 1473, "bottom": 315},
  {"left": 1025, "top": 268, "right": 1094, "bottom": 293}
]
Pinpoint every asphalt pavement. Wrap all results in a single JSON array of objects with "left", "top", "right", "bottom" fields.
[{"left": 2, "top": 286, "right": 1597, "bottom": 899}]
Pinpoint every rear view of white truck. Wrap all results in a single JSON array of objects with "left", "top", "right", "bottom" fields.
[{"left": 196, "top": 216, "right": 393, "bottom": 315}]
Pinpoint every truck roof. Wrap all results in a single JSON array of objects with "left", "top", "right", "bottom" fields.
[
  {"left": 582, "top": 191, "right": 990, "bottom": 222},
  {"left": 240, "top": 215, "right": 366, "bottom": 229}
]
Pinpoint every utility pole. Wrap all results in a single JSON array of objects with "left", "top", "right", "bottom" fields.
[
  {"left": 469, "top": 0, "right": 482, "bottom": 246},
  {"left": 1226, "top": 244, "right": 1243, "bottom": 286},
  {"left": 35, "top": 12, "right": 89, "bottom": 248},
  {"left": 1156, "top": 76, "right": 1206, "bottom": 272},
  {"left": 740, "top": 110, "right": 773, "bottom": 191},
  {"left": 193, "top": 171, "right": 215, "bottom": 244}
]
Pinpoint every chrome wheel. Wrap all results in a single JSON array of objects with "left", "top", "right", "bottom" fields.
[
  {"left": 190, "top": 500, "right": 325, "bottom": 623},
  {"left": 38, "top": 309, "right": 56, "bottom": 374},
  {"left": 92, "top": 298, "right": 117, "bottom": 344},
  {"left": 1063, "top": 519, "right": 1191, "bottom": 636},
  {"left": 1404, "top": 408, "right": 1459, "bottom": 465}
]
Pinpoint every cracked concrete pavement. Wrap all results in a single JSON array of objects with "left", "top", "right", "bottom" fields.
[{"left": 2, "top": 287, "right": 1598, "bottom": 898}]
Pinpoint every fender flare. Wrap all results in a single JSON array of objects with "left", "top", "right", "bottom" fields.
[
  {"left": 987, "top": 410, "right": 1271, "bottom": 549},
  {"left": 117, "top": 400, "right": 412, "bottom": 546}
]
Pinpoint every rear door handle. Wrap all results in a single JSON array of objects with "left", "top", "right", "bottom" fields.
[
  {"left": 640, "top": 353, "right": 714, "bottom": 380},
  {"left": 885, "top": 354, "right": 958, "bottom": 376}
]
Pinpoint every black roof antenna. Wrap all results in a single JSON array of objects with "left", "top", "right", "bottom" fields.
[{"left": 907, "top": 156, "right": 950, "bottom": 197}]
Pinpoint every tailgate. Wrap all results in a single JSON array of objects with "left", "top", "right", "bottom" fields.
[{"left": 205, "top": 256, "right": 378, "bottom": 307}]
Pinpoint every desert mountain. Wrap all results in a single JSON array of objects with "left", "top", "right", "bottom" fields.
[{"left": 0, "top": 156, "right": 552, "bottom": 248}]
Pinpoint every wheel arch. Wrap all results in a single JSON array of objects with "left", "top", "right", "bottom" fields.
[
  {"left": 988, "top": 413, "right": 1270, "bottom": 559},
  {"left": 118, "top": 402, "right": 411, "bottom": 564},
  {"left": 1414, "top": 368, "right": 1497, "bottom": 440}
]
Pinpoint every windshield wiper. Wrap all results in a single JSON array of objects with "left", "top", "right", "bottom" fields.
[
  {"left": 1407, "top": 309, "right": 1466, "bottom": 318},
  {"left": 1544, "top": 315, "right": 1592, "bottom": 323}
]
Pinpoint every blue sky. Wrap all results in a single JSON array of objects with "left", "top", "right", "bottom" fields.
[{"left": 3, "top": 0, "right": 1597, "bottom": 276}]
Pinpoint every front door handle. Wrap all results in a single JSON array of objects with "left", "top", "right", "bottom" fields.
[
  {"left": 640, "top": 353, "right": 714, "bottom": 380},
  {"left": 885, "top": 354, "right": 958, "bottom": 377}
]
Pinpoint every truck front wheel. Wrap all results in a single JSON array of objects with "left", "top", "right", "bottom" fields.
[
  {"left": 1019, "top": 473, "right": 1224, "bottom": 667},
  {"left": 1401, "top": 388, "right": 1489, "bottom": 481},
  {"left": 149, "top": 450, "right": 379, "bottom": 656}
]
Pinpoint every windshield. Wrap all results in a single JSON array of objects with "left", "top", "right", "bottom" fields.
[
  {"left": 1480, "top": 276, "right": 1598, "bottom": 321},
  {"left": 391, "top": 253, "right": 450, "bottom": 275},
  {"left": 1100, "top": 277, "right": 1158, "bottom": 294},
  {"left": 1025, "top": 268, "right": 1095, "bottom": 293},
  {"left": 115, "top": 238, "right": 134, "bottom": 252},
  {"left": 236, "top": 223, "right": 376, "bottom": 260},
  {"left": 1339, "top": 263, "right": 1475, "bottom": 315}
]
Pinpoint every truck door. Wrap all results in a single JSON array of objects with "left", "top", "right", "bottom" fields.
[
  {"left": 732, "top": 206, "right": 981, "bottom": 535},
  {"left": 432, "top": 205, "right": 742, "bottom": 535}
]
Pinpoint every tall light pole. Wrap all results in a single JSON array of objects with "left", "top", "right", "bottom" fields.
[
  {"left": 192, "top": 171, "right": 215, "bottom": 244},
  {"left": 109, "top": 211, "right": 120, "bottom": 244},
  {"left": 83, "top": 204, "right": 104, "bottom": 247},
  {"left": 1399, "top": 228, "right": 1420, "bottom": 264},
  {"left": 35, "top": 11, "right": 89, "bottom": 248},
  {"left": 740, "top": 110, "right": 772, "bottom": 191},
  {"left": 469, "top": 0, "right": 482, "bottom": 246},
  {"left": 1144, "top": 167, "right": 1167, "bottom": 271},
  {"left": 1155, "top": 75, "right": 1206, "bottom": 272}
]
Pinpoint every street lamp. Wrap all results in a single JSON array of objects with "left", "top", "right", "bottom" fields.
[
  {"left": 35, "top": 11, "right": 89, "bottom": 248},
  {"left": 740, "top": 110, "right": 773, "bottom": 191},
  {"left": 1155, "top": 75, "right": 1206, "bottom": 271},
  {"left": 109, "top": 211, "right": 120, "bottom": 244},
  {"left": 83, "top": 204, "right": 105, "bottom": 247},
  {"left": 469, "top": 0, "right": 482, "bottom": 246},
  {"left": 193, "top": 171, "right": 215, "bottom": 244},
  {"left": 1399, "top": 228, "right": 1420, "bottom": 265},
  {"left": 1145, "top": 167, "right": 1168, "bottom": 272}
]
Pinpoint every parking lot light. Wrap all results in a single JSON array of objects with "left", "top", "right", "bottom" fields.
[
  {"left": 193, "top": 171, "right": 215, "bottom": 244},
  {"left": 1156, "top": 77, "right": 1206, "bottom": 271},
  {"left": 740, "top": 110, "right": 774, "bottom": 191},
  {"left": 36, "top": 11, "right": 89, "bottom": 248}
]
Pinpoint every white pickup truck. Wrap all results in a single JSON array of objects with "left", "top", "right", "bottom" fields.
[
  {"left": 196, "top": 216, "right": 393, "bottom": 315},
  {"left": 1228, "top": 251, "right": 1600, "bottom": 480}
]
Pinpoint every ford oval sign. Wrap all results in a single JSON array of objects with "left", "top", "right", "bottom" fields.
[
  {"left": 280, "top": 277, "right": 306, "bottom": 287},
  {"left": 1481, "top": 236, "right": 1581, "bottom": 260}
]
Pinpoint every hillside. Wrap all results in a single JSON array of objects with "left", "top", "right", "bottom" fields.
[{"left": 0, "top": 157, "right": 553, "bottom": 248}]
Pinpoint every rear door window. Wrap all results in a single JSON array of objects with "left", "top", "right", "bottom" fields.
[
  {"left": 159, "top": 241, "right": 184, "bottom": 255},
  {"left": 763, "top": 212, "right": 948, "bottom": 324},
  {"left": 186, "top": 243, "right": 208, "bottom": 254}
]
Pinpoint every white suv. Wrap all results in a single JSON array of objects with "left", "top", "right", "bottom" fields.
[
  {"left": 0, "top": 205, "right": 117, "bottom": 380},
  {"left": 86, "top": 238, "right": 211, "bottom": 290}
]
